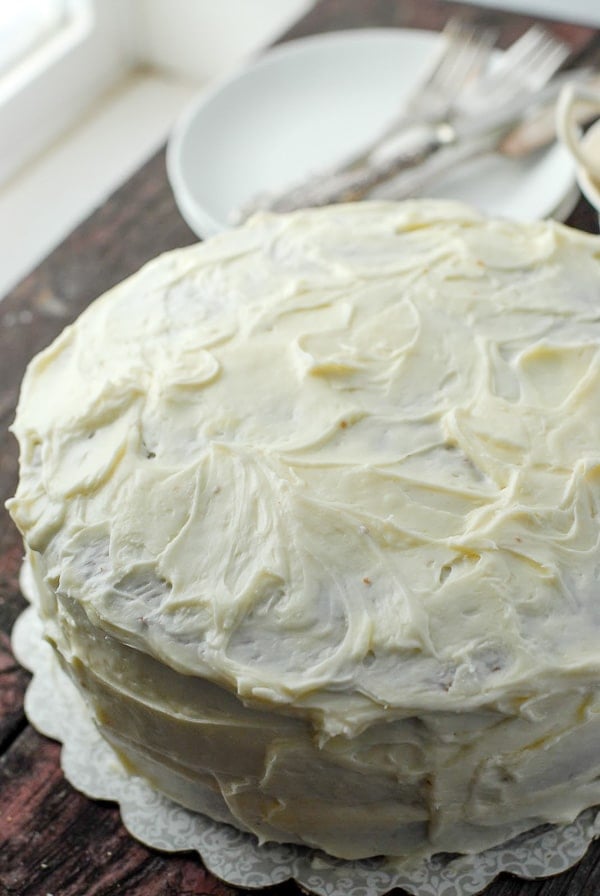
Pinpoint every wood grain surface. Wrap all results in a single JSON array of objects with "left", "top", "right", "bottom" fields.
[{"left": 1, "top": 1, "right": 600, "bottom": 894}]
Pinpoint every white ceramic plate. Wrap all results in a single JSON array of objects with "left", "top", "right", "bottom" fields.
[{"left": 167, "top": 28, "right": 577, "bottom": 238}]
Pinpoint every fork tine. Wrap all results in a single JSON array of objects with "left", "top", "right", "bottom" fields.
[
  {"left": 520, "top": 40, "right": 570, "bottom": 87},
  {"left": 401, "top": 19, "right": 496, "bottom": 121},
  {"left": 458, "top": 26, "right": 569, "bottom": 111},
  {"left": 502, "top": 25, "right": 550, "bottom": 63},
  {"left": 424, "top": 19, "right": 485, "bottom": 79},
  {"left": 438, "top": 29, "right": 495, "bottom": 91},
  {"left": 484, "top": 27, "right": 560, "bottom": 75},
  {"left": 426, "top": 20, "right": 496, "bottom": 88},
  {"left": 498, "top": 28, "right": 568, "bottom": 79},
  {"left": 365, "top": 18, "right": 497, "bottom": 146}
]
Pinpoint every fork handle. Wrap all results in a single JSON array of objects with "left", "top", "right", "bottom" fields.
[
  {"left": 245, "top": 125, "right": 449, "bottom": 217},
  {"left": 383, "top": 134, "right": 498, "bottom": 201}
]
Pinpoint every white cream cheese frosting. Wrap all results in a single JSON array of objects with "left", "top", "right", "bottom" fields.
[{"left": 8, "top": 200, "right": 600, "bottom": 860}]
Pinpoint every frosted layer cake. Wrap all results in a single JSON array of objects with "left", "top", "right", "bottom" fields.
[{"left": 8, "top": 201, "right": 600, "bottom": 861}]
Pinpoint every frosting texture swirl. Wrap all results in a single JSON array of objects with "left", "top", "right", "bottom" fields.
[{"left": 8, "top": 201, "right": 600, "bottom": 859}]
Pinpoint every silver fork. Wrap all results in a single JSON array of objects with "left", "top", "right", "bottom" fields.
[
  {"left": 346, "top": 19, "right": 497, "bottom": 168},
  {"left": 238, "top": 27, "right": 570, "bottom": 218},
  {"left": 367, "top": 26, "right": 570, "bottom": 168},
  {"left": 234, "top": 19, "right": 496, "bottom": 221}
]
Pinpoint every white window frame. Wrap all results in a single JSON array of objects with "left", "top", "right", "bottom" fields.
[{"left": 0, "top": 0, "right": 134, "bottom": 187}]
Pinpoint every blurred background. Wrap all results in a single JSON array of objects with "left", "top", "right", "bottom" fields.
[{"left": 0, "top": 0, "right": 599, "bottom": 301}]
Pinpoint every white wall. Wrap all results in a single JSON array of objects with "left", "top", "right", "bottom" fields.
[{"left": 131, "top": 0, "right": 314, "bottom": 83}]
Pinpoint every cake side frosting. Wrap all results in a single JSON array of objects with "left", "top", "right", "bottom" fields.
[{"left": 8, "top": 200, "right": 600, "bottom": 859}]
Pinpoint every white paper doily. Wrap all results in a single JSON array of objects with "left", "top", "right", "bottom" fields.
[{"left": 12, "top": 562, "right": 600, "bottom": 896}]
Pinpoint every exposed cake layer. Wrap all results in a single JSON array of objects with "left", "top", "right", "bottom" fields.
[{"left": 9, "top": 200, "right": 600, "bottom": 859}]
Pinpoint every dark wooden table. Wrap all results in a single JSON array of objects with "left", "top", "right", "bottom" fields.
[{"left": 2, "top": 2, "right": 600, "bottom": 894}]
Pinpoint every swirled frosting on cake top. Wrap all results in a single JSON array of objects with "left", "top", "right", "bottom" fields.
[{"left": 9, "top": 201, "right": 600, "bottom": 737}]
